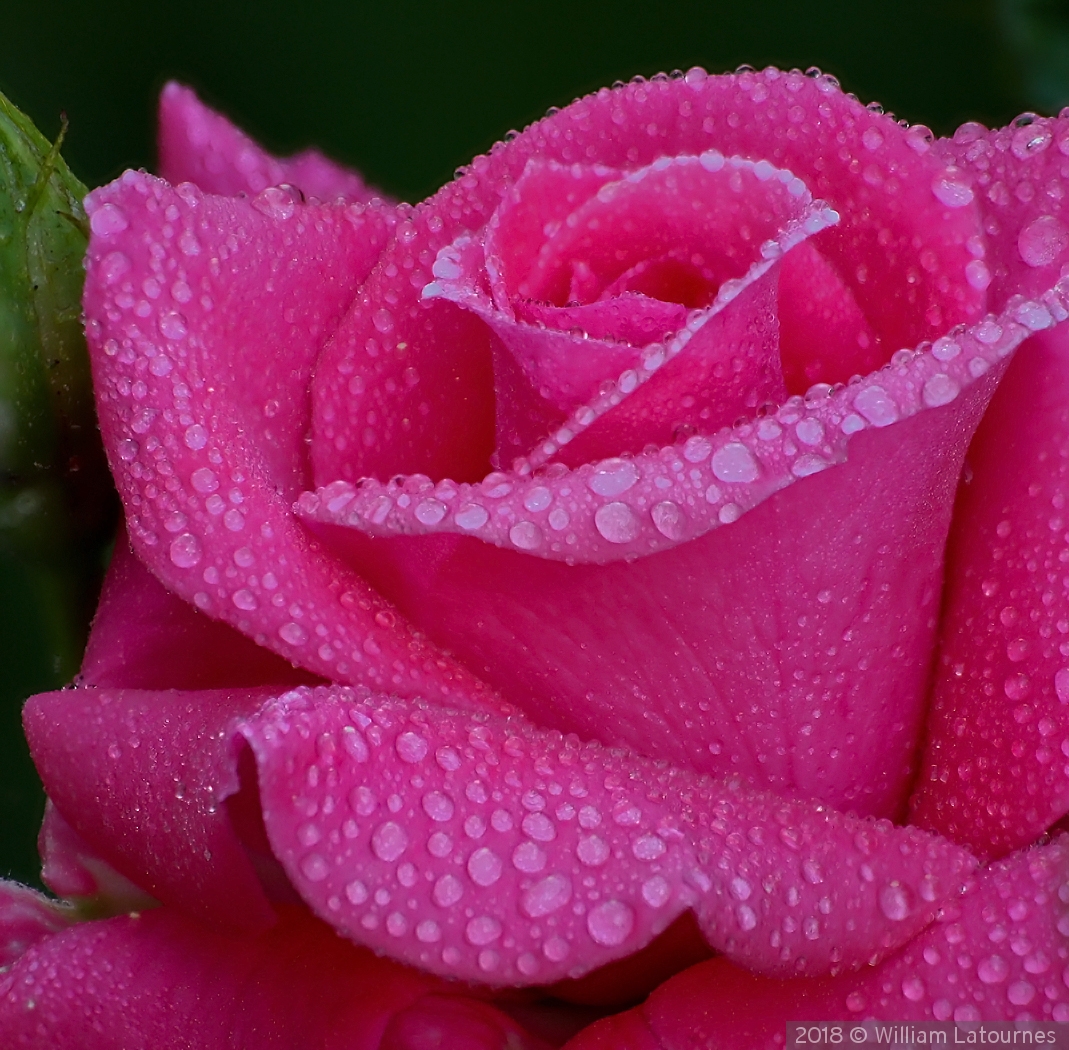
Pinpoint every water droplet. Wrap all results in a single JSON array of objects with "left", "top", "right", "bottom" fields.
[
  {"left": 467, "top": 847, "right": 503, "bottom": 887},
  {"left": 169, "top": 533, "right": 202, "bottom": 568},
  {"left": 159, "top": 312, "right": 187, "bottom": 340},
  {"left": 421, "top": 791, "right": 454, "bottom": 822},
  {"left": 651, "top": 501, "right": 685, "bottom": 540},
  {"left": 416, "top": 919, "right": 442, "bottom": 943},
  {"left": 1012, "top": 123, "right": 1052, "bottom": 159},
  {"left": 586, "top": 900, "right": 635, "bottom": 946},
  {"left": 345, "top": 879, "right": 367, "bottom": 904},
  {"left": 1004, "top": 674, "right": 1031, "bottom": 701},
  {"left": 279, "top": 622, "right": 307, "bottom": 646},
  {"left": 522, "top": 874, "right": 573, "bottom": 918},
  {"left": 594, "top": 502, "right": 640, "bottom": 543},
  {"left": 395, "top": 731, "right": 428, "bottom": 763},
  {"left": 232, "top": 589, "right": 257, "bottom": 611},
  {"left": 371, "top": 821, "right": 408, "bottom": 862},
  {"left": 736, "top": 904, "right": 757, "bottom": 930},
  {"left": 454, "top": 503, "right": 489, "bottom": 530},
  {"left": 879, "top": 882, "right": 913, "bottom": 921},
  {"left": 521, "top": 813, "right": 555, "bottom": 842},
  {"left": 965, "top": 259, "right": 992, "bottom": 291},
  {"left": 1054, "top": 668, "right": 1069, "bottom": 704},
  {"left": 1018, "top": 215, "right": 1069, "bottom": 268},
  {"left": 90, "top": 203, "right": 129, "bottom": 236},
  {"left": 730, "top": 876, "right": 752, "bottom": 901},
  {"left": 509, "top": 521, "right": 543, "bottom": 550},
  {"left": 642, "top": 875, "right": 670, "bottom": 907},
  {"left": 862, "top": 127, "right": 884, "bottom": 151},
  {"left": 931, "top": 170, "right": 974, "bottom": 208},
  {"left": 683, "top": 435, "right": 712, "bottom": 463},
  {"left": 191, "top": 467, "right": 219, "bottom": 494},
  {"left": 577, "top": 835, "right": 610, "bottom": 867},
  {"left": 922, "top": 374, "right": 960, "bottom": 408},
  {"left": 300, "top": 854, "right": 329, "bottom": 882},
  {"left": 433, "top": 873, "right": 464, "bottom": 906},
  {"left": 588, "top": 458, "right": 639, "bottom": 496},
  {"left": 415, "top": 499, "right": 447, "bottom": 526},
  {"left": 373, "top": 309, "right": 394, "bottom": 333},
  {"left": 512, "top": 841, "right": 547, "bottom": 873},
  {"left": 632, "top": 834, "right": 666, "bottom": 860},
  {"left": 711, "top": 442, "right": 759, "bottom": 483},
  {"left": 465, "top": 915, "right": 502, "bottom": 945},
  {"left": 977, "top": 955, "right": 1009, "bottom": 984},
  {"left": 853, "top": 386, "right": 899, "bottom": 427}
]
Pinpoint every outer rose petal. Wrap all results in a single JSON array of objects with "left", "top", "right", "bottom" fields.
[
  {"left": 158, "top": 82, "right": 384, "bottom": 203},
  {"left": 0, "top": 905, "right": 549, "bottom": 1050},
  {"left": 0, "top": 881, "right": 72, "bottom": 969},
  {"left": 238, "top": 684, "right": 974, "bottom": 986},
  {"left": 912, "top": 326, "right": 1069, "bottom": 856},
  {"left": 83, "top": 170, "right": 499, "bottom": 709},
  {"left": 81, "top": 520, "right": 315, "bottom": 689},
  {"left": 563, "top": 836, "right": 1069, "bottom": 1048},
  {"left": 24, "top": 685, "right": 278, "bottom": 932}
]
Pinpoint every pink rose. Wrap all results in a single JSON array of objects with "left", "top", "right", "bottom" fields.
[{"left": 4, "top": 69, "right": 1069, "bottom": 1046}]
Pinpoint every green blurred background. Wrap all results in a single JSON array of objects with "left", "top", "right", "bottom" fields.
[{"left": 0, "top": 0, "right": 1066, "bottom": 888}]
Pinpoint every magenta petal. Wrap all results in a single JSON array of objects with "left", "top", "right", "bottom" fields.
[
  {"left": 300, "top": 292, "right": 1050, "bottom": 813},
  {"left": 0, "top": 905, "right": 546, "bottom": 1050},
  {"left": 565, "top": 836, "right": 1069, "bottom": 1048},
  {"left": 912, "top": 324, "right": 1069, "bottom": 856},
  {"left": 23, "top": 685, "right": 277, "bottom": 931},
  {"left": 240, "top": 685, "right": 974, "bottom": 986},
  {"left": 0, "top": 881, "right": 72, "bottom": 969},
  {"left": 84, "top": 172, "right": 496, "bottom": 705},
  {"left": 81, "top": 520, "right": 315, "bottom": 689},
  {"left": 158, "top": 82, "right": 384, "bottom": 203},
  {"left": 38, "top": 801, "right": 158, "bottom": 912}
]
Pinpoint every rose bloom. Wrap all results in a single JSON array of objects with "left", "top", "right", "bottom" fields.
[{"left": 2, "top": 66, "right": 1069, "bottom": 1048}]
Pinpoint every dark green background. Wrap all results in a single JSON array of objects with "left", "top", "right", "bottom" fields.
[{"left": 0, "top": 0, "right": 1065, "bottom": 887}]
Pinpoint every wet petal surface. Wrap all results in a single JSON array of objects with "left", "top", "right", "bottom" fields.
[
  {"left": 564, "top": 836, "right": 1069, "bottom": 1048},
  {"left": 240, "top": 685, "right": 974, "bottom": 986},
  {"left": 158, "top": 82, "right": 384, "bottom": 203},
  {"left": 0, "top": 905, "right": 547, "bottom": 1050}
]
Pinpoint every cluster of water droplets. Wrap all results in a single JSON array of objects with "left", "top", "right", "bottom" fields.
[
  {"left": 302, "top": 270, "right": 1066, "bottom": 564},
  {"left": 242, "top": 686, "right": 972, "bottom": 987}
]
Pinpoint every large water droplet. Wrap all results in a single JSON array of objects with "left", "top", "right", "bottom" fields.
[
  {"left": 586, "top": 900, "right": 635, "bottom": 946},
  {"left": 90, "top": 203, "right": 129, "bottom": 236},
  {"left": 853, "top": 386, "right": 899, "bottom": 427},
  {"left": 467, "top": 847, "right": 503, "bottom": 887},
  {"left": 395, "top": 731, "right": 428, "bottom": 763},
  {"left": 931, "top": 170, "right": 974, "bottom": 208},
  {"left": 371, "top": 821, "right": 408, "bottom": 862},
  {"left": 169, "top": 533, "right": 202, "bottom": 568},
  {"left": 588, "top": 458, "right": 640, "bottom": 496},
  {"left": 977, "top": 955, "right": 1008, "bottom": 984},
  {"left": 465, "top": 915, "right": 502, "bottom": 945},
  {"left": 594, "top": 502, "right": 640, "bottom": 543},
  {"left": 711, "top": 442, "right": 759, "bottom": 483},
  {"left": 577, "top": 835, "right": 610, "bottom": 867},
  {"left": 433, "top": 873, "right": 464, "bottom": 906},
  {"left": 512, "top": 841, "right": 547, "bottom": 873},
  {"left": 421, "top": 791, "right": 454, "bottom": 822},
  {"left": 879, "top": 882, "right": 913, "bottom": 921},
  {"left": 522, "top": 874, "right": 573, "bottom": 918},
  {"left": 1018, "top": 215, "right": 1069, "bottom": 268}
]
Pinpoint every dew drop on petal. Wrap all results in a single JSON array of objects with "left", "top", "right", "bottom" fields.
[
  {"left": 395, "top": 731, "right": 428, "bottom": 763},
  {"left": 853, "top": 386, "right": 899, "bottom": 427},
  {"left": 90, "top": 203, "right": 129, "bottom": 236},
  {"left": 522, "top": 874, "right": 573, "bottom": 918},
  {"left": 577, "top": 835, "right": 610, "bottom": 867},
  {"left": 300, "top": 854, "right": 329, "bottom": 882},
  {"left": 587, "top": 900, "right": 635, "bottom": 946},
  {"left": 642, "top": 875, "right": 671, "bottom": 907},
  {"left": 465, "top": 915, "right": 502, "bottom": 946},
  {"left": 879, "top": 882, "right": 913, "bottom": 921},
  {"left": 651, "top": 501, "right": 685, "bottom": 540},
  {"left": 454, "top": 503, "right": 489, "bottom": 530},
  {"left": 931, "top": 170, "right": 974, "bottom": 208},
  {"left": 169, "top": 533, "right": 202, "bottom": 569},
  {"left": 433, "top": 873, "right": 464, "bottom": 907},
  {"left": 371, "top": 821, "right": 408, "bottom": 862},
  {"left": 594, "top": 502, "right": 640, "bottom": 543},
  {"left": 467, "top": 847, "right": 503, "bottom": 887},
  {"left": 588, "top": 458, "right": 640, "bottom": 496},
  {"left": 509, "top": 521, "right": 543, "bottom": 550},
  {"left": 422, "top": 791, "right": 454, "bottom": 822},
  {"left": 279, "top": 622, "right": 307, "bottom": 646},
  {"left": 977, "top": 955, "right": 1009, "bottom": 984},
  {"left": 711, "top": 442, "right": 759, "bottom": 483},
  {"left": 1018, "top": 215, "right": 1069, "bottom": 268}
]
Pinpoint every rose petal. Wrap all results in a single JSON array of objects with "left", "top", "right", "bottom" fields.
[
  {"left": 81, "top": 520, "right": 315, "bottom": 689},
  {"left": 0, "top": 881, "right": 72, "bottom": 969},
  {"left": 935, "top": 114, "right": 1069, "bottom": 310},
  {"left": 563, "top": 836, "right": 1069, "bottom": 1048},
  {"left": 0, "top": 905, "right": 547, "bottom": 1050},
  {"left": 912, "top": 324, "right": 1069, "bottom": 856},
  {"left": 158, "top": 81, "right": 384, "bottom": 203},
  {"left": 24, "top": 685, "right": 278, "bottom": 931},
  {"left": 301, "top": 291, "right": 1044, "bottom": 814},
  {"left": 239, "top": 684, "right": 974, "bottom": 986},
  {"left": 84, "top": 170, "right": 499, "bottom": 706},
  {"left": 38, "top": 801, "right": 158, "bottom": 912}
]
